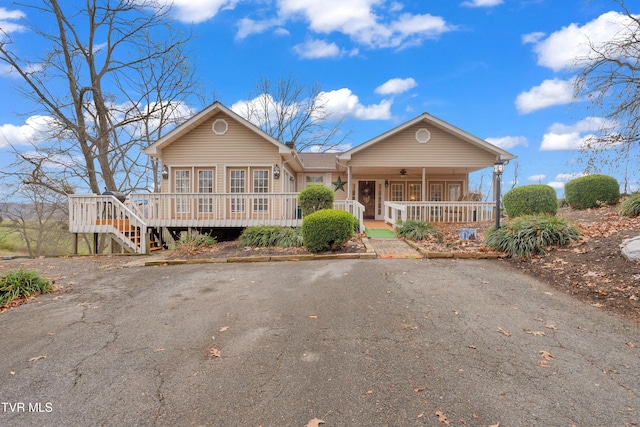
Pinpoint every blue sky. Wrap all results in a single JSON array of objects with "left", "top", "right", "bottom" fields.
[{"left": 1, "top": 0, "right": 638, "bottom": 196}]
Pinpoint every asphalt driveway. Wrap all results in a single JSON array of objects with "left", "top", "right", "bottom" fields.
[{"left": 1, "top": 258, "right": 639, "bottom": 426}]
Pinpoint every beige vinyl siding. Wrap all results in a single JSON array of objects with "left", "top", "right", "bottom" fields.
[
  {"left": 161, "top": 112, "right": 283, "bottom": 193},
  {"left": 348, "top": 123, "right": 495, "bottom": 168}
]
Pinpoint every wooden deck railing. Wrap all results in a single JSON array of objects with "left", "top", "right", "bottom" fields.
[
  {"left": 69, "top": 195, "right": 147, "bottom": 253},
  {"left": 384, "top": 201, "right": 495, "bottom": 226}
]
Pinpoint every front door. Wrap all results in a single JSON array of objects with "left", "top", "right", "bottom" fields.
[{"left": 359, "top": 181, "right": 376, "bottom": 219}]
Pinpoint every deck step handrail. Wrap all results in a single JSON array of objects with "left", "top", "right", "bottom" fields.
[{"left": 69, "top": 195, "right": 147, "bottom": 253}]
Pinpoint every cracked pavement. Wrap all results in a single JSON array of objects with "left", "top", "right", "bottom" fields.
[{"left": 1, "top": 257, "right": 639, "bottom": 426}]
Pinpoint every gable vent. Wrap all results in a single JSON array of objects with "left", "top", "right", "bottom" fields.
[
  {"left": 415, "top": 128, "right": 431, "bottom": 143},
  {"left": 212, "top": 119, "right": 228, "bottom": 135}
]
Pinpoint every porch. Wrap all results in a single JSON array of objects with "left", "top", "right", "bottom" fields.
[{"left": 68, "top": 193, "right": 495, "bottom": 254}]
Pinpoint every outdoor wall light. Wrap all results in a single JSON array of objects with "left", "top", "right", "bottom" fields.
[
  {"left": 494, "top": 160, "right": 505, "bottom": 228},
  {"left": 161, "top": 165, "right": 169, "bottom": 180},
  {"left": 400, "top": 169, "right": 407, "bottom": 176},
  {"left": 385, "top": 180, "right": 389, "bottom": 188},
  {"left": 273, "top": 164, "right": 280, "bottom": 179}
]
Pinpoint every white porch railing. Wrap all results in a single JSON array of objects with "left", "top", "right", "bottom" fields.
[
  {"left": 384, "top": 201, "right": 495, "bottom": 226},
  {"left": 334, "top": 199, "right": 365, "bottom": 233},
  {"left": 69, "top": 193, "right": 366, "bottom": 240},
  {"left": 69, "top": 195, "right": 147, "bottom": 253}
]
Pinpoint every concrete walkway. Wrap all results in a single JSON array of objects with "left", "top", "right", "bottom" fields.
[{"left": 366, "top": 237, "right": 423, "bottom": 259}]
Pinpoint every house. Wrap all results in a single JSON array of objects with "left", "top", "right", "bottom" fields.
[{"left": 68, "top": 101, "right": 515, "bottom": 253}]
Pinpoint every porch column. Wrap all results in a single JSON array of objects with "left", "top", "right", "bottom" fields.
[
  {"left": 422, "top": 167, "right": 426, "bottom": 201},
  {"left": 347, "top": 166, "right": 352, "bottom": 200}
]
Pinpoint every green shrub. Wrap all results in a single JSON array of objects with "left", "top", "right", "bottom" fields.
[
  {"left": 0, "top": 269, "right": 54, "bottom": 306},
  {"left": 484, "top": 215, "right": 581, "bottom": 258},
  {"left": 174, "top": 232, "right": 216, "bottom": 249},
  {"left": 239, "top": 226, "right": 303, "bottom": 247},
  {"left": 564, "top": 174, "right": 620, "bottom": 210},
  {"left": 302, "top": 209, "right": 354, "bottom": 253},
  {"left": 621, "top": 193, "right": 640, "bottom": 217},
  {"left": 395, "top": 220, "right": 443, "bottom": 241},
  {"left": 298, "top": 186, "right": 334, "bottom": 217},
  {"left": 503, "top": 184, "right": 558, "bottom": 217}
]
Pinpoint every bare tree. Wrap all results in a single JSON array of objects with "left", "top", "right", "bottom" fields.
[
  {"left": 0, "top": 164, "right": 70, "bottom": 257},
  {"left": 573, "top": 0, "right": 640, "bottom": 167},
  {"left": 0, "top": 0, "right": 201, "bottom": 194},
  {"left": 509, "top": 161, "right": 521, "bottom": 190},
  {"left": 235, "top": 75, "right": 351, "bottom": 152}
]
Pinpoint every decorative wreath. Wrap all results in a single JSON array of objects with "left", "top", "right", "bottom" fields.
[{"left": 360, "top": 182, "right": 372, "bottom": 197}]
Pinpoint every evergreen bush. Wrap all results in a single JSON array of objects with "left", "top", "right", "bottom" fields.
[
  {"left": 484, "top": 215, "right": 581, "bottom": 258},
  {"left": 298, "top": 185, "right": 334, "bottom": 217},
  {"left": 1, "top": 269, "right": 54, "bottom": 306},
  {"left": 239, "top": 226, "right": 303, "bottom": 247},
  {"left": 302, "top": 209, "right": 354, "bottom": 253},
  {"left": 395, "top": 220, "right": 443, "bottom": 241},
  {"left": 502, "top": 184, "right": 558, "bottom": 217},
  {"left": 564, "top": 174, "right": 620, "bottom": 210},
  {"left": 621, "top": 193, "right": 640, "bottom": 217}
]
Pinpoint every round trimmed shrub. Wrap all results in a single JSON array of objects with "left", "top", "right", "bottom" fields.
[
  {"left": 302, "top": 209, "right": 354, "bottom": 253},
  {"left": 298, "top": 185, "right": 334, "bottom": 217},
  {"left": 564, "top": 174, "right": 620, "bottom": 209},
  {"left": 503, "top": 184, "right": 558, "bottom": 217}
]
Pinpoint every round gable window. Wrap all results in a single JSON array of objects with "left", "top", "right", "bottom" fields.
[
  {"left": 415, "top": 128, "right": 431, "bottom": 143},
  {"left": 212, "top": 119, "right": 228, "bottom": 135}
]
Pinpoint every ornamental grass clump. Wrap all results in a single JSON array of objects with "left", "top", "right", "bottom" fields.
[
  {"left": 621, "top": 193, "right": 640, "bottom": 217},
  {"left": 172, "top": 231, "right": 216, "bottom": 255},
  {"left": 0, "top": 269, "right": 54, "bottom": 306},
  {"left": 239, "top": 226, "right": 303, "bottom": 247},
  {"left": 395, "top": 220, "right": 443, "bottom": 241},
  {"left": 484, "top": 215, "right": 581, "bottom": 258}
]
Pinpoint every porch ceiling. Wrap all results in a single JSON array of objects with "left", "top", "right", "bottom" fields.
[{"left": 344, "top": 165, "right": 488, "bottom": 177}]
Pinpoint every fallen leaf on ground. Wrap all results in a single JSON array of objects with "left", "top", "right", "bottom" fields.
[
  {"left": 308, "top": 315, "right": 318, "bottom": 319},
  {"left": 627, "top": 342, "right": 636, "bottom": 348},
  {"left": 154, "top": 348, "right": 164, "bottom": 352},
  {"left": 435, "top": 411, "right": 451, "bottom": 426},
  {"left": 524, "top": 329, "right": 545, "bottom": 336},
  {"left": 219, "top": 326, "right": 229, "bottom": 332},
  {"left": 28, "top": 356, "right": 46, "bottom": 362},
  {"left": 304, "top": 418, "right": 325, "bottom": 427},
  {"left": 538, "top": 350, "right": 554, "bottom": 360},
  {"left": 489, "top": 423, "right": 500, "bottom": 427},
  {"left": 545, "top": 324, "right": 557, "bottom": 330},
  {"left": 414, "top": 386, "right": 425, "bottom": 392},
  {"left": 497, "top": 327, "right": 511, "bottom": 337},
  {"left": 209, "top": 348, "right": 221, "bottom": 358}
]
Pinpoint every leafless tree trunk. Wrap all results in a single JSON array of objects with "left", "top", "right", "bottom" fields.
[
  {"left": 0, "top": 0, "right": 201, "bottom": 194},
  {"left": 510, "top": 161, "right": 520, "bottom": 190},
  {"left": 236, "top": 75, "right": 351, "bottom": 152}
]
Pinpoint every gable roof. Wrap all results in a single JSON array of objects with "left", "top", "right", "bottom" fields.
[
  {"left": 143, "top": 101, "right": 291, "bottom": 157},
  {"left": 337, "top": 112, "right": 515, "bottom": 162},
  {"left": 297, "top": 152, "right": 338, "bottom": 169}
]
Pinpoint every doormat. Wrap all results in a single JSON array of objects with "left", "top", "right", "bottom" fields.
[{"left": 365, "top": 228, "right": 397, "bottom": 238}]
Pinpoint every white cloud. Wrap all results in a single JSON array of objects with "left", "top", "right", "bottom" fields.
[
  {"left": 515, "top": 78, "right": 574, "bottom": 114},
  {"left": 375, "top": 78, "right": 417, "bottom": 95},
  {"left": 317, "top": 88, "right": 392, "bottom": 120},
  {"left": 528, "top": 174, "right": 546, "bottom": 182},
  {"left": 277, "top": 0, "right": 453, "bottom": 49},
  {"left": 485, "top": 135, "right": 528, "bottom": 150},
  {"left": 293, "top": 39, "right": 342, "bottom": 59},
  {"left": 170, "top": 0, "right": 240, "bottom": 24},
  {"left": 0, "top": 115, "right": 57, "bottom": 148},
  {"left": 540, "top": 117, "right": 615, "bottom": 151},
  {"left": 0, "top": 7, "right": 26, "bottom": 36},
  {"left": 522, "top": 31, "right": 545, "bottom": 44},
  {"left": 555, "top": 172, "right": 585, "bottom": 182},
  {"left": 461, "top": 0, "right": 503, "bottom": 8},
  {"left": 547, "top": 181, "right": 565, "bottom": 191},
  {"left": 530, "top": 11, "right": 640, "bottom": 72}
]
